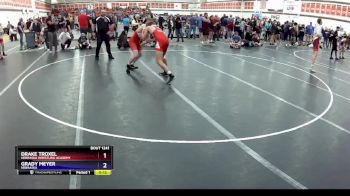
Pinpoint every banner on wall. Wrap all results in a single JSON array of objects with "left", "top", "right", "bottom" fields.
[
  {"left": 188, "top": 3, "right": 200, "bottom": 10},
  {"left": 266, "top": 0, "right": 283, "bottom": 12},
  {"left": 283, "top": 0, "right": 302, "bottom": 15},
  {"left": 174, "top": 3, "right": 181, "bottom": 10}
]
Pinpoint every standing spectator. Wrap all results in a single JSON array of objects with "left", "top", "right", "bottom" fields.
[
  {"left": 122, "top": 15, "right": 130, "bottom": 34},
  {"left": 17, "top": 18, "right": 25, "bottom": 50},
  {"left": 78, "top": 10, "right": 90, "bottom": 36},
  {"left": 175, "top": 15, "right": 184, "bottom": 42},
  {"left": 213, "top": 15, "right": 220, "bottom": 41},
  {"left": 270, "top": 20, "right": 277, "bottom": 45},
  {"left": 226, "top": 19, "right": 233, "bottom": 41},
  {"left": 46, "top": 12, "right": 58, "bottom": 53},
  {"left": 158, "top": 15, "right": 165, "bottom": 30},
  {"left": 6, "top": 21, "right": 11, "bottom": 35},
  {"left": 9, "top": 26, "right": 18, "bottom": 41},
  {"left": 25, "top": 19, "right": 32, "bottom": 31},
  {"left": 167, "top": 15, "right": 174, "bottom": 40},
  {"left": 240, "top": 18, "right": 246, "bottom": 40},
  {"left": 323, "top": 28, "right": 330, "bottom": 48},
  {"left": 189, "top": 14, "right": 197, "bottom": 39},
  {"left": 330, "top": 27, "right": 339, "bottom": 60},
  {"left": 95, "top": 10, "right": 114, "bottom": 60},
  {"left": 283, "top": 21, "right": 289, "bottom": 41},
  {"left": 234, "top": 18, "right": 240, "bottom": 38},
  {"left": 197, "top": 14, "right": 203, "bottom": 42},
  {"left": 221, "top": 15, "right": 228, "bottom": 39},
  {"left": 299, "top": 24, "right": 305, "bottom": 46},
  {"left": 275, "top": 22, "right": 281, "bottom": 45},
  {"left": 0, "top": 23, "right": 5, "bottom": 57},
  {"left": 264, "top": 20, "right": 271, "bottom": 41},
  {"left": 306, "top": 22, "right": 314, "bottom": 44},
  {"left": 201, "top": 13, "right": 210, "bottom": 44},
  {"left": 30, "top": 19, "right": 42, "bottom": 47}
]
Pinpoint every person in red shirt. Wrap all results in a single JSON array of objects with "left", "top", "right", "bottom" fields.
[
  {"left": 142, "top": 19, "right": 175, "bottom": 84},
  {"left": 78, "top": 11, "right": 90, "bottom": 35}
]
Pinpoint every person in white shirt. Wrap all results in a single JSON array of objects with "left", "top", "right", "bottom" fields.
[
  {"left": 9, "top": 26, "right": 18, "bottom": 41},
  {"left": 310, "top": 18, "right": 323, "bottom": 73},
  {"left": 58, "top": 27, "right": 72, "bottom": 50}
]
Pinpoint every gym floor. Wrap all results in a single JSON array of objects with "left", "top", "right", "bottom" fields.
[{"left": 0, "top": 37, "right": 350, "bottom": 189}]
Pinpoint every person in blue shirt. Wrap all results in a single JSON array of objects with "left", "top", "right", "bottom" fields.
[
  {"left": 122, "top": 15, "right": 130, "bottom": 33},
  {"left": 197, "top": 14, "right": 203, "bottom": 42},
  {"left": 306, "top": 22, "right": 314, "bottom": 44},
  {"left": 189, "top": 14, "right": 197, "bottom": 39},
  {"left": 230, "top": 31, "right": 241, "bottom": 49}
]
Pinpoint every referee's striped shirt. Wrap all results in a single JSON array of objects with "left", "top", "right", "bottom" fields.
[{"left": 96, "top": 16, "right": 111, "bottom": 34}]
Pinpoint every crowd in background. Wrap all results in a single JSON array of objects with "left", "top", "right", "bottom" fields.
[{"left": 0, "top": 5, "right": 349, "bottom": 59}]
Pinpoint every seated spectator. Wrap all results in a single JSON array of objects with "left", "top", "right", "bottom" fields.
[
  {"left": 230, "top": 31, "right": 241, "bottom": 49},
  {"left": 243, "top": 29, "right": 254, "bottom": 47},
  {"left": 252, "top": 31, "right": 263, "bottom": 46},
  {"left": 77, "top": 33, "right": 92, "bottom": 49},
  {"left": 58, "top": 27, "right": 72, "bottom": 50}
]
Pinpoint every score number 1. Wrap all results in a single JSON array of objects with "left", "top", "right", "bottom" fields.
[{"left": 101, "top": 153, "right": 107, "bottom": 169}]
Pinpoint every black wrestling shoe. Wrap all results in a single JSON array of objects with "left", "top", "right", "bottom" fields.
[
  {"left": 159, "top": 71, "right": 168, "bottom": 77},
  {"left": 166, "top": 74, "right": 175, "bottom": 85},
  {"left": 108, "top": 55, "right": 114, "bottom": 60},
  {"left": 129, "top": 64, "right": 138, "bottom": 69}
]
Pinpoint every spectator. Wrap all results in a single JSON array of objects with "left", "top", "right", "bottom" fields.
[
  {"left": 299, "top": 24, "right": 305, "bottom": 46},
  {"left": 230, "top": 31, "right": 241, "bottom": 49},
  {"left": 77, "top": 33, "right": 92, "bottom": 49},
  {"left": 323, "top": 28, "right": 330, "bottom": 48},
  {"left": 226, "top": 19, "right": 233, "bottom": 41},
  {"left": 175, "top": 15, "right": 184, "bottom": 42},
  {"left": 122, "top": 15, "right": 130, "bottom": 33},
  {"left": 197, "top": 14, "right": 203, "bottom": 42},
  {"left": 78, "top": 10, "right": 90, "bottom": 36},
  {"left": 17, "top": 18, "right": 25, "bottom": 50},
  {"left": 0, "top": 23, "right": 4, "bottom": 58},
  {"left": 6, "top": 21, "right": 11, "bottom": 35},
  {"left": 270, "top": 20, "right": 277, "bottom": 45},
  {"left": 158, "top": 15, "right": 165, "bottom": 30},
  {"left": 58, "top": 27, "right": 72, "bottom": 50},
  {"left": 9, "top": 26, "right": 18, "bottom": 41},
  {"left": 189, "top": 14, "right": 197, "bottom": 39},
  {"left": 167, "top": 15, "right": 174, "bottom": 40},
  {"left": 46, "top": 12, "right": 58, "bottom": 53},
  {"left": 252, "top": 31, "right": 263, "bottom": 46},
  {"left": 30, "top": 19, "right": 42, "bottom": 47},
  {"left": 201, "top": 13, "right": 210, "bottom": 44},
  {"left": 330, "top": 27, "right": 339, "bottom": 60},
  {"left": 239, "top": 18, "right": 246, "bottom": 40},
  {"left": 306, "top": 22, "right": 314, "bottom": 44}
]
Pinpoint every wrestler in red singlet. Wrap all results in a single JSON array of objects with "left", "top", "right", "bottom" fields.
[
  {"left": 152, "top": 26, "right": 169, "bottom": 55},
  {"left": 129, "top": 30, "right": 142, "bottom": 52}
]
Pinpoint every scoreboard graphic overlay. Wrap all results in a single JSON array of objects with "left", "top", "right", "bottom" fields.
[{"left": 16, "top": 146, "right": 113, "bottom": 175}]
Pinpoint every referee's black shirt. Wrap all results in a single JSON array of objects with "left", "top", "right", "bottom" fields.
[{"left": 96, "top": 16, "right": 112, "bottom": 34}]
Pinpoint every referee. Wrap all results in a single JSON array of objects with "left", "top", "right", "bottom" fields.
[{"left": 95, "top": 10, "right": 114, "bottom": 60}]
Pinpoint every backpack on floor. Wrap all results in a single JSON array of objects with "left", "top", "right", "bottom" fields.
[{"left": 117, "top": 30, "right": 129, "bottom": 49}]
